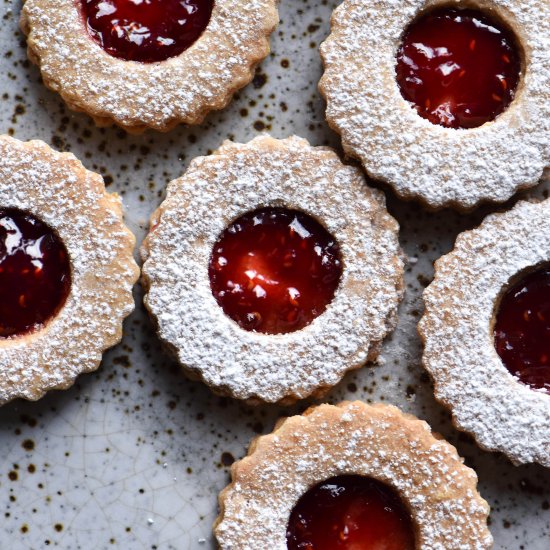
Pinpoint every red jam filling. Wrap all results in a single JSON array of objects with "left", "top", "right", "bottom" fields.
[
  {"left": 81, "top": 0, "right": 214, "bottom": 63},
  {"left": 494, "top": 266, "right": 550, "bottom": 393},
  {"left": 396, "top": 7, "right": 521, "bottom": 129},
  {"left": 209, "top": 208, "right": 342, "bottom": 335},
  {"left": 286, "top": 475, "right": 416, "bottom": 550},
  {"left": 0, "top": 209, "right": 71, "bottom": 338}
]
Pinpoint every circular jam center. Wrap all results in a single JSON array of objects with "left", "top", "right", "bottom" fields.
[
  {"left": 494, "top": 266, "right": 550, "bottom": 393},
  {"left": 396, "top": 7, "right": 521, "bottom": 129},
  {"left": 0, "top": 209, "right": 71, "bottom": 338},
  {"left": 209, "top": 208, "right": 343, "bottom": 335},
  {"left": 81, "top": 0, "right": 214, "bottom": 63},
  {"left": 286, "top": 475, "right": 416, "bottom": 550}
]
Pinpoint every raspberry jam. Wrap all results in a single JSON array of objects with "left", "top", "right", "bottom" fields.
[
  {"left": 209, "top": 208, "right": 342, "bottom": 334},
  {"left": 0, "top": 209, "right": 71, "bottom": 338},
  {"left": 81, "top": 0, "right": 214, "bottom": 63},
  {"left": 494, "top": 266, "right": 550, "bottom": 393},
  {"left": 286, "top": 475, "right": 416, "bottom": 550},
  {"left": 396, "top": 7, "right": 521, "bottom": 129}
]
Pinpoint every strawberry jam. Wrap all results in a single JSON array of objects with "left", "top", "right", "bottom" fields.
[
  {"left": 396, "top": 7, "right": 521, "bottom": 129},
  {"left": 286, "top": 475, "right": 416, "bottom": 550},
  {"left": 81, "top": 0, "right": 214, "bottom": 63},
  {"left": 209, "top": 208, "right": 342, "bottom": 334},
  {"left": 494, "top": 266, "right": 550, "bottom": 393},
  {"left": 0, "top": 209, "right": 71, "bottom": 338}
]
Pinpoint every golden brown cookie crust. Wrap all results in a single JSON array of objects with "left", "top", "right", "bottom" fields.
[
  {"left": 319, "top": 0, "right": 550, "bottom": 210},
  {"left": 21, "top": 0, "right": 279, "bottom": 133},
  {"left": 0, "top": 136, "right": 139, "bottom": 405},
  {"left": 141, "top": 135, "right": 404, "bottom": 404},
  {"left": 419, "top": 199, "right": 550, "bottom": 466},
  {"left": 215, "top": 401, "right": 493, "bottom": 549}
]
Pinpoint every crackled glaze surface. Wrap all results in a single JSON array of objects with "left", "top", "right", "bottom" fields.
[{"left": 0, "top": 1, "right": 548, "bottom": 548}]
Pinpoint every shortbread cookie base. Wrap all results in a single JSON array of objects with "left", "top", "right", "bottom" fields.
[
  {"left": 142, "top": 135, "right": 404, "bottom": 404},
  {"left": 320, "top": 0, "right": 549, "bottom": 210},
  {"left": 21, "top": 0, "right": 279, "bottom": 133},
  {"left": 0, "top": 136, "right": 139, "bottom": 404},
  {"left": 420, "top": 199, "right": 550, "bottom": 466},
  {"left": 215, "top": 401, "right": 493, "bottom": 549}
]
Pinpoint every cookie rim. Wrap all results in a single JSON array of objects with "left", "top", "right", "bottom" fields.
[
  {"left": 21, "top": 0, "right": 280, "bottom": 133},
  {"left": 319, "top": 0, "right": 550, "bottom": 210},
  {"left": 214, "top": 401, "right": 493, "bottom": 549},
  {"left": 141, "top": 135, "right": 405, "bottom": 404},
  {"left": 419, "top": 198, "right": 550, "bottom": 466},
  {"left": 0, "top": 135, "right": 139, "bottom": 405}
]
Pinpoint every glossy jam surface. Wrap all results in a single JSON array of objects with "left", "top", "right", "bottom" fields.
[
  {"left": 0, "top": 209, "right": 71, "bottom": 338},
  {"left": 494, "top": 266, "right": 550, "bottom": 393},
  {"left": 287, "top": 475, "right": 416, "bottom": 550},
  {"left": 396, "top": 7, "right": 521, "bottom": 129},
  {"left": 81, "top": 0, "right": 214, "bottom": 63},
  {"left": 209, "top": 208, "right": 342, "bottom": 334}
]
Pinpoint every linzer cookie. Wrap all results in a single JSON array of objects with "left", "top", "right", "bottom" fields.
[
  {"left": 21, "top": 0, "right": 279, "bottom": 133},
  {"left": 141, "top": 136, "right": 404, "bottom": 404},
  {"left": 420, "top": 199, "right": 550, "bottom": 466},
  {"left": 0, "top": 136, "right": 139, "bottom": 405},
  {"left": 320, "top": 0, "right": 550, "bottom": 210},
  {"left": 215, "top": 401, "right": 493, "bottom": 549}
]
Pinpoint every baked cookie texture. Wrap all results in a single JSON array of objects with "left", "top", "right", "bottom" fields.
[
  {"left": 319, "top": 0, "right": 550, "bottom": 210},
  {"left": 419, "top": 199, "right": 550, "bottom": 466},
  {"left": 21, "top": 0, "right": 279, "bottom": 133},
  {"left": 141, "top": 135, "right": 404, "bottom": 404},
  {"left": 215, "top": 401, "right": 493, "bottom": 549},
  {"left": 0, "top": 136, "right": 139, "bottom": 405}
]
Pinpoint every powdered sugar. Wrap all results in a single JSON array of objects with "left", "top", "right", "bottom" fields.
[
  {"left": 21, "top": 0, "right": 279, "bottom": 132},
  {"left": 0, "top": 136, "right": 138, "bottom": 404},
  {"left": 419, "top": 199, "right": 550, "bottom": 466},
  {"left": 215, "top": 402, "right": 493, "bottom": 549},
  {"left": 320, "top": 0, "right": 550, "bottom": 210},
  {"left": 141, "top": 136, "right": 404, "bottom": 403}
]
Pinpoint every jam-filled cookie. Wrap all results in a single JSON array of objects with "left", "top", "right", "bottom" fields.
[
  {"left": 215, "top": 401, "right": 493, "bottom": 549},
  {"left": 21, "top": 0, "right": 279, "bottom": 133},
  {"left": 141, "top": 136, "right": 404, "bottom": 404},
  {"left": 0, "top": 136, "right": 139, "bottom": 405},
  {"left": 320, "top": 0, "right": 549, "bottom": 210},
  {"left": 420, "top": 199, "right": 550, "bottom": 466}
]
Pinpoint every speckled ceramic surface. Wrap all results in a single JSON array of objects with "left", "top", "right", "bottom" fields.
[{"left": 0, "top": 1, "right": 548, "bottom": 549}]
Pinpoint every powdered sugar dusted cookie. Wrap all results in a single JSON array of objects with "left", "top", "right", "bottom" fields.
[
  {"left": 0, "top": 136, "right": 139, "bottom": 405},
  {"left": 320, "top": 0, "right": 549, "bottom": 210},
  {"left": 215, "top": 401, "right": 493, "bottom": 549},
  {"left": 21, "top": 0, "right": 279, "bottom": 133},
  {"left": 420, "top": 199, "right": 550, "bottom": 466},
  {"left": 142, "top": 135, "right": 404, "bottom": 404}
]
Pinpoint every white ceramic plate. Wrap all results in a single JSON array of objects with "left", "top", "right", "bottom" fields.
[{"left": 0, "top": 1, "right": 548, "bottom": 548}]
